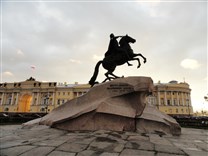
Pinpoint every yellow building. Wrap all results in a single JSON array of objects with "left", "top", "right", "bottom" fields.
[
  {"left": 148, "top": 80, "right": 193, "bottom": 116},
  {"left": 0, "top": 78, "right": 193, "bottom": 116},
  {"left": 0, "top": 77, "right": 90, "bottom": 113}
]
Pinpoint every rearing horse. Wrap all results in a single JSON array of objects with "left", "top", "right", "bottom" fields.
[{"left": 89, "top": 35, "right": 146, "bottom": 86}]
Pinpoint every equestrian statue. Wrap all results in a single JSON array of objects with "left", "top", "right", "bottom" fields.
[{"left": 89, "top": 33, "right": 146, "bottom": 87}]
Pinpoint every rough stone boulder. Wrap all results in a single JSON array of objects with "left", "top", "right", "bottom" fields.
[
  {"left": 39, "top": 77, "right": 154, "bottom": 131},
  {"left": 137, "top": 105, "right": 181, "bottom": 136}
]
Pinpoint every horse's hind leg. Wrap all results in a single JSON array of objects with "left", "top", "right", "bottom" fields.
[
  {"left": 103, "top": 71, "right": 113, "bottom": 82},
  {"left": 109, "top": 72, "right": 120, "bottom": 79},
  {"left": 102, "top": 76, "right": 114, "bottom": 83},
  {"left": 103, "top": 68, "right": 120, "bottom": 83}
]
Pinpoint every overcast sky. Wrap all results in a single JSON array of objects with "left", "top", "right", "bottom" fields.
[{"left": 1, "top": 0, "right": 207, "bottom": 112}]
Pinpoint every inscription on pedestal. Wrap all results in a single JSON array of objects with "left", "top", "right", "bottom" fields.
[{"left": 107, "top": 83, "right": 134, "bottom": 95}]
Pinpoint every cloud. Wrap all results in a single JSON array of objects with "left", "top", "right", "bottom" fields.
[
  {"left": 16, "top": 49, "right": 24, "bottom": 56},
  {"left": 93, "top": 55, "right": 103, "bottom": 61},
  {"left": 69, "top": 59, "right": 82, "bottom": 64},
  {"left": 180, "top": 59, "right": 201, "bottom": 70},
  {"left": 3, "top": 71, "right": 14, "bottom": 77}
]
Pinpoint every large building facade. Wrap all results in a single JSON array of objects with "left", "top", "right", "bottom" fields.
[
  {"left": 148, "top": 80, "right": 193, "bottom": 116},
  {"left": 0, "top": 77, "right": 90, "bottom": 113},
  {"left": 0, "top": 78, "right": 193, "bottom": 116}
]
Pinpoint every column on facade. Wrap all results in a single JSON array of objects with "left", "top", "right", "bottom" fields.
[
  {"left": 171, "top": 91, "right": 174, "bottom": 106},
  {"left": 182, "top": 92, "right": 185, "bottom": 106},
  {"left": 36, "top": 93, "right": 39, "bottom": 105},
  {"left": 157, "top": 92, "right": 160, "bottom": 106},
  {"left": 185, "top": 92, "right": 188, "bottom": 106},
  {"left": 164, "top": 91, "right": 167, "bottom": 106},
  {"left": 176, "top": 92, "right": 179, "bottom": 106},
  {"left": 15, "top": 93, "right": 19, "bottom": 105},
  {"left": 1, "top": 93, "right": 4, "bottom": 105},
  {"left": 189, "top": 93, "right": 192, "bottom": 106},
  {"left": 10, "top": 93, "right": 14, "bottom": 105},
  {"left": 31, "top": 93, "right": 35, "bottom": 106},
  {"left": 52, "top": 92, "right": 55, "bottom": 105}
]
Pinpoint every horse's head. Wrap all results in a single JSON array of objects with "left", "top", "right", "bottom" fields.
[{"left": 119, "top": 34, "right": 136, "bottom": 47}]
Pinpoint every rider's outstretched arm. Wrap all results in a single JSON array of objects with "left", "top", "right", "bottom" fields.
[{"left": 114, "top": 36, "right": 123, "bottom": 39}]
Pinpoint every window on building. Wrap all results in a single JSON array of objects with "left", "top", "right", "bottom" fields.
[
  {"left": 78, "top": 92, "right": 82, "bottom": 96},
  {"left": 57, "top": 99, "right": 60, "bottom": 105},
  {"left": 43, "top": 98, "right": 47, "bottom": 105},
  {"left": 4, "top": 107, "right": 9, "bottom": 111},
  {"left": 174, "top": 99, "right": 177, "bottom": 106},
  {"left": 7, "top": 97, "right": 12, "bottom": 105},
  {"left": 161, "top": 98, "right": 164, "bottom": 105},
  {"left": 62, "top": 99, "right": 65, "bottom": 104},
  {"left": 74, "top": 92, "right": 77, "bottom": 97},
  {"left": 13, "top": 98, "right": 16, "bottom": 105},
  {"left": 48, "top": 99, "right": 52, "bottom": 105},
  {"left": 63, "top": 92, "right": 65, "bottom": 95},
  {"left": 68, "top": 92, "right": 70, "bottom": 96},
  {"left": 186, "top": 99, "right": 189, "bottom": 106},
  {"left": 176, "top": 109, "right": 178, "bottom": 113},
  {"left": 34, "top": 98, "right": 37, "bottom": 105},
  {"left": 181, "top": 109, "right": 184, "bottom": 113},
  {"left": 167, "top": 100, "right": 171, "bottom": 106},
  {"left": 58, "top": 92, "right": 60, "bottom": 96}
]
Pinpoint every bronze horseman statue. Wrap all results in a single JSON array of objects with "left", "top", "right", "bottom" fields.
[{"left": 89, "top": 33, "right": 146, "bottom": 87}]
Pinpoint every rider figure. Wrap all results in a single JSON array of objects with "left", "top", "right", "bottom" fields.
[
  {"left": 105, "top": 33, "right": 122, "bottom": 57},
  {"left": 105, "top": 33, "right": 132, "bottom": 66}
]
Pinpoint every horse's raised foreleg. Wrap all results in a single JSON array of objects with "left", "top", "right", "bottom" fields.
[
  {"left": 133, "top": 53, "right": 147, "bottom": 63},
  {"left": 130, "top": 58, "right": 141, "bottom": 68}
]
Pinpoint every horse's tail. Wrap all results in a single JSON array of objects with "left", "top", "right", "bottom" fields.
[{"left": 89, "top": 60, "right": 103, "bottom": 87}]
